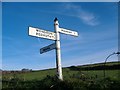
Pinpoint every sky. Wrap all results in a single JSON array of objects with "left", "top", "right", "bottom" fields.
[
  {"left": 2, "top": 2, "right": 118, "bottom": 70},
  {"left": 1, "top": 0, "right": 120, "bottom": 2}
]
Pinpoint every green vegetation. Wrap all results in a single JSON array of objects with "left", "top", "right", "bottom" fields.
[{"left": 2, "top": 61, "right": 120, "bottom": 89}]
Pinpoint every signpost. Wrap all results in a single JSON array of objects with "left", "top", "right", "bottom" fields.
[{"left": 28, "top": 18, "right": 79, "bottom": 81}]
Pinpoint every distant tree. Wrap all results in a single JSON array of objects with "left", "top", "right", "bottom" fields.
[
  {"left": 69, "top": 66, "right": 79, "bottom": 71},
  {"left": 21, "top": 68, "right": 31, "bottom": 72}
]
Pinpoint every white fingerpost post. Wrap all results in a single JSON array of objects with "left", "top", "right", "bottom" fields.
[{"left": 54, "top": 18, "right": 63, "bottom": 81}]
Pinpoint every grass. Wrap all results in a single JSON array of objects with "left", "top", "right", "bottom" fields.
[
  {"left": 20, "top": 69, "right": 56, "bottom": 80},
  {"left": 3, "top": 69, "right": 120, "bottom": 81},
  {"left": 2, "top": 71, "right": 120, "bottom": 90},
  {"left": 2, "top": 61, "right": 120, "bottom": 89},
  {"left": 3, "top": 69, "right": 56, "bottom": 81}
]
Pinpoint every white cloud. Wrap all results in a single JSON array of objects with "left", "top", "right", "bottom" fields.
[
  {"left": 78, "top": 12, "right": 99, "bottom": 26},
  {"left": 62, "top": 3, "right": 99, "bottom": 26}
]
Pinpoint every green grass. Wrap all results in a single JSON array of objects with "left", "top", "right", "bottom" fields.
[
  {"left": 2, "top": 61, "right": 120, "bottom": 81},
  {"left": 2, "top": 69, "right": 120, "bottom": 90},
  {"left": 2, "top": 61, "right": 120, "bottom": 89},
  {"left": 20, "top": 69, "right": 56, "bottom": 80},
  {"left": 3, "top": 69, "right": 56, "bottom": 81},
  {"left": 3, "top": 69, "right": 120, "bottom": 81},
  {"left": 83, "top": 70, "right": 119, "bottom": 80}
]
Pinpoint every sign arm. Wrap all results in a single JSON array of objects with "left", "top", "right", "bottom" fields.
[{"left": 59, "top": 27, "right": 78, "bottom": 37}]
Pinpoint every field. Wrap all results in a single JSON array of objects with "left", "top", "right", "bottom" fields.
[{"left": 1, "top": 61, "right": 120, "bottom": 89}]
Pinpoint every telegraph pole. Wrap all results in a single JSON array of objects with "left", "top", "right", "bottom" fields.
[{"left": 54, "top": 18, "right": 63, "bottom": 80}]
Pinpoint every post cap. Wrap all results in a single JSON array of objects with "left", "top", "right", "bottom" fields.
[
  {"left": 116, "top": 52, "right": 120, "bottom": 55},
  {"left": 54, "top": 17, "right": 58, "bottom": 22}
]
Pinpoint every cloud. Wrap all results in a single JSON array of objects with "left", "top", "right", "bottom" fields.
[
  {"left": 78, "top": 12, "right": 99, "bottom": 26},
  {"left": 61, "top": 3, "right": 99, "bottom": 26},
  {"left": 12, "top": 3, "right": 99, "bottom": 26}
]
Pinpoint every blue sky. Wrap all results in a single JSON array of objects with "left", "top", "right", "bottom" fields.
[
  {"left": 2, "top": 2, "right": 118, "bottom": 70},
  {"left": 2, "top": 0, "right": 120, "bottom": 2}
]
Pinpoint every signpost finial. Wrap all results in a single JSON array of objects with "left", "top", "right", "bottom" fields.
[{"left": 54, "top": 17, "right": 58, "bottom": 22}]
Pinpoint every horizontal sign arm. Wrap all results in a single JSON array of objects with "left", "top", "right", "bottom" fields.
[
  {"left": 59, "top": 28, "right": 78, "bottom": 37},
  {"left": 40, "top": 43, "right": 56, "bottom": 54},
  {"left": 28, "top": 27, "right": 56, "bottom": 40}
]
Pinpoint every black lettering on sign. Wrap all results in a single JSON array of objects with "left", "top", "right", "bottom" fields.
[
  {"left": 36, "top": 29, "right": 39, "bottom": 32},
  {"left": 36, "top": 33, "right": 38, "bottom": 35},
  {"left": 61, "top": 29, "right": 72, "bottom": 34}
]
